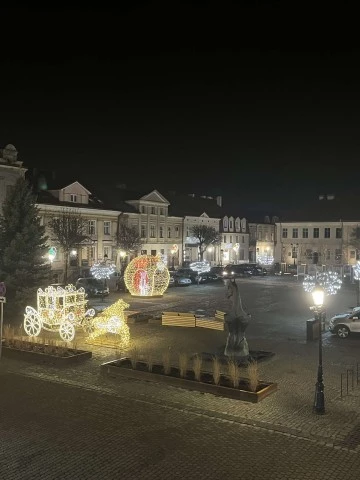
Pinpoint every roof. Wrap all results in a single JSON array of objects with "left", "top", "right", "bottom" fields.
[{"left": 165, "top": 193, "right": 224, "bottom": 218}]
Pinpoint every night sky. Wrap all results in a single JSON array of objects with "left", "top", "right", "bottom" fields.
[{"left": 1, "top": 3, "right": 359, "bottom": 213}]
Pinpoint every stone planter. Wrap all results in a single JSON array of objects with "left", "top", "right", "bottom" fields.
[
  {"left": 1, "top": 343, "right": 92, "bottom": 366},
  {"left": 100, "top": 357, "right": 277, "bottom": 403}
]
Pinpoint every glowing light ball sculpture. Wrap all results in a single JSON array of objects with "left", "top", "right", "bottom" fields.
[
  {"left": 303, "top": 271, "right": 342, "bottom": 296},
  {"left": 124, "top": 254, "right": 170, "bottom": 297},
  {"left": 88, "top": 299, "right": 130, "bottom": 349}
]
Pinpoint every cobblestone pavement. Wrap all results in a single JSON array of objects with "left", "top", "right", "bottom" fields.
[
  {"left": 1, "top": 370, "right": 360, "bottom": 480},
  {"left": 2, "top": 276, "right": 360, "bottom": 478}
]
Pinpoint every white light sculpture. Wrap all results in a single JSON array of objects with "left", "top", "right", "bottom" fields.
[
  {"left": 124, "top": 254, "right": 170, "bottom": 297},
  {"left": 353, "top": 262, "right": 360, "bottom": 280},
  {"left": 90, "top": 261, "right": 116, "bottom": 279},
  {"left": 303, "top": 271, "right": 342, "bottom": 296},
  {"left": 189, "top": 261, "right": 210, "bottom": 273},
  {"left": 257, "top": 254, "right": 274, "bottom": 265}
]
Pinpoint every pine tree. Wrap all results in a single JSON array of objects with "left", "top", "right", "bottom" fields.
[{"left": 0, "top": 177, "right": 50, "bottom": 314}]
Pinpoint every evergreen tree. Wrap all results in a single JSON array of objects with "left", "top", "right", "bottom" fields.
[{"left": 0, "top": 177, "right": 50, "bottom": 314}]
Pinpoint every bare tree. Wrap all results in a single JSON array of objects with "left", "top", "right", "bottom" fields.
[
  {"left": 48, "top": 209, "right": 89, "bottom": 283},
  {"left": 116, "top": 218, "right": 142, "bottom": 268},
  {"left": 189, "top": 225, "right": 221, "bottom": 261}
]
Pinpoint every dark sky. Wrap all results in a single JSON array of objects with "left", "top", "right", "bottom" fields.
[{"left": 1, "top": 2, "right": 359, "bottom": 212}]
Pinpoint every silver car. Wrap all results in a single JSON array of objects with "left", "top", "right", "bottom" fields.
[{"left": 329, "top": 307, "right": 360, "bottom": 338}]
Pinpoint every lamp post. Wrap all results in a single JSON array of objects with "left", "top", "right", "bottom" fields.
[{"left": 311, "top": 284, "right": 325, "bottom": 415}]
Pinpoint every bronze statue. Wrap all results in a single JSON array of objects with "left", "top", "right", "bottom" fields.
[{"left": 224, "top": 278, "right": 250, "bottom": 359}]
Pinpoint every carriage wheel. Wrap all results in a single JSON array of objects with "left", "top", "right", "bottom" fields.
[
  {"left": 83, "top": 320, "right": 95, "bottom": 336},
  {"left": 24, "top": 307, "right": 42, "bottom": 337},
  {"left": 59, "top": 321, "right": 75, "bottom": 342}
]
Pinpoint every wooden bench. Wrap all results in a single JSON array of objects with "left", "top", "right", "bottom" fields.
[
  {"left": 215, "top": 310, "right": 227, "bottom": 322},
  {"left": 195, "top": 317, "right": 225, "bottom": 331},
  {"left": 161, "top": 311, "right": 196, "bottom": 328}
]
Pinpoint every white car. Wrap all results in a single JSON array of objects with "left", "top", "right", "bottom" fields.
[{"left": 329, "top": 306, "right": 360, "bottom": 338}]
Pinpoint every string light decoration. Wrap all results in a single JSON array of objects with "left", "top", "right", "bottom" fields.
[
  {"left": 87, "top": 299, "right": 130, "bottom": 349},
  {"left": 189, "top": 261, "right": 211, "bottom": 273},
  {"left": 353, "top": 262, "right": 360, "bottom": 280},
  {"left": 24, "top": 284, "right": 95, "bottom": 342},
  {"left": 303, "top": 271, "right": 342, "bottom": 296},
  {"left": 257, "top": 254, "right": 274, "bottom": 265},
  {"left": 124, "top": 254, "right": 170, "bottom": 296},
  {"left": 90, "top": 261, "right": 116, "bottom": 279}
]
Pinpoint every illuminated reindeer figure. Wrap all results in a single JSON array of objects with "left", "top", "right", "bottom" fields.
[{"left": 87, "top": 299, "right": 130, "bottom": 349}]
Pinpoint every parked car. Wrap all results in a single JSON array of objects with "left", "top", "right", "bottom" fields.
[
  {"left": 329, "top": 306, "right": 360, "bottom": 338},
  {"left": 172, "top": 273, "right": 192, "bottom": 286},
  {"left": 75, "top": 277, "right": 110, "bottom": 297},
  {"left": 209, "top": 266, "right": 224, "bottom": 280}
]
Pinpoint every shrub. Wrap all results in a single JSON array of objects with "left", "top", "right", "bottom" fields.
[
  {"left": 192, "top": 354, "right": 202, "bottom": 382},
  {"left": 227, "top": 358, "right": 240, "bottom": 388},
  {"left": 178, "top": 352, "right": 188, "bottom": 378},
  {"left": 212, "top": 356, "right": 221, "bottom": 385},
  {"left": 247, "top": 360, "right": 259, "bottom": 392},
  {"left": 162, "top": 348, "right": 171, "bottom": 375}
]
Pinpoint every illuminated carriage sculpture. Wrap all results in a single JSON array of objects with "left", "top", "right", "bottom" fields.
[{"left": 24, "top": 284, "right": 96, "bottom": 342}]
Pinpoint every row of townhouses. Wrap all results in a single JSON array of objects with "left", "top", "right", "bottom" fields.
[{"left": 1, "top": 144, "right": 359, "bottom": 281}]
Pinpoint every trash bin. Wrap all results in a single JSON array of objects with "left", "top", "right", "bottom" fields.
[{"left": 307, "top": 318, "right": 321, "bottom": 341}]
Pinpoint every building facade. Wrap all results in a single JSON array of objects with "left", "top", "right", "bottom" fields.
[{"left": 0, "top": 144, "right": 27, "bottom": 213}]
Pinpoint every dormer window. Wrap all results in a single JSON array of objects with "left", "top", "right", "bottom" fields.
[{"left": 70, "top": 194, "right": 77, "bottom": 202}]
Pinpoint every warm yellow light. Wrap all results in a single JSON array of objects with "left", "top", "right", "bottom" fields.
[
  {"left": 312, "top": 285, "right": 324, "bottom": 307},
  {"left": 88, "top": 299, "right": 130, "bottom": 349},
  {"left": 124, "top": 254, "right": 170, "bottom": 296},
  {"left": 119, "top": 250, "right": 126, "bottom": 258}
]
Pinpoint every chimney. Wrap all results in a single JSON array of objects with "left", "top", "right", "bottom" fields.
[{"left": 216, "top": 195, "right": 222, "bottom": 207}]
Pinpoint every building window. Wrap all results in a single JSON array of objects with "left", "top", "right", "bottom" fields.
[
  {"left": 335, "top": 249, "right": 342, "bottom": 261},
  {"left": 151, "top": 250, "right": 156, "bottom": 256},
  {"left": 325, "top": 248, "right": 331, "bottom": 260},
  {"left": 282, "top": 228, "right": 288, "bottom": 238},
  {"left": 89, "top": 246, "right": 95, "bottom": 259},
  {"left": 141, "top": 206, "right": 146, "bottom": 214},
  {"left": 235, "top": 235, "right": 239, "bottom": 242},
  {"left": 302, "top": 228, "right": 308, "bottom": 238},
  {"left": 258, "top": 230, "right": 262, "bottom": 240},
  {"left": 313, "top": 228, "right": 319, "bottom": 238},
  {"left": 271, "top": 232, "right": 274, "bottom": 241},
  {"left": 151, "top": 206, "right": 156, "bottom": 214},
  {"left": 336, "top": 228, "right": 342, "bottom": 239},
  {"left": 175, "top": 226, "right": 179, "bottom": 238},
  {"left": 167, "top": 226, "right": 171, "bottom": 238},
  {"left": 324, "top": 228, "right": 330, "bottom": 238},
  {"left": 242, "top": 235, "right": 245, "bottom": 243},
  {"left": 292, "top": 228, "right": 298, "bottom": 238},
  {"left": 224, "top": 235, "right": 227, "bottom": 242},
  {"left": 104, "top": 246, "right": 109, "bottom": 258},
  {"left": 159, "top": 226, "right": 164, "bottom": 238},
  {"left": 150, "top": 225, "right": 156, "bottom": 238},
  {"left": 265, "top": 233, "right": 269, "bottom": 241},
  {"left": 104, "top": 221, "right": 111, "bottom": 235},
  {"left": 70, "top": 194, "right": 77, "bottom": 202},
  {"left": 229, "top": 220, "right": 233, "bottom": 229},
  {"left": 350, "top": 250, "right": 356, "bottom": 259},
  {"left": 160, "top": 208, "right": 164, "bottom": 215},
  {"left": 292, "top": 246, "right": 298, "bottom": 258},
  {"left": 88, "top": 220, "right": 96, "bottom": 235},
  {"left": 230, "top": 235, "right": 232, "bottom": 243},
  {"left": 141, "top": 249, "right": 147, "bottom": 255},
  {"left": 160, "top": 249, "right": 164, "bottom": 255},
  {"left": 141, "top": 225, "right": 146, "bottom": 238}
]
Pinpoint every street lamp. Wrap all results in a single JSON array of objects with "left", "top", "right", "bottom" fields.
[
  {"left": 170, "top": 247, "right": 176, "bottom": 270},
  {"left": 311, "top": 284, "right": 325, "bottom": 415}
]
